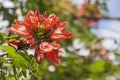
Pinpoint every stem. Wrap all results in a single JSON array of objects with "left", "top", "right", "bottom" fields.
[
  {"left": 0, "top": 53, "right": 8, "bottom": 57},
  {"left": 11, "top": 62, "right": 18, "bottom": 80}
]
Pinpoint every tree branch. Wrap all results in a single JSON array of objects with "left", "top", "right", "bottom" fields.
[{"left": 77, "top": 15, "right": 120, "bottom": 20}]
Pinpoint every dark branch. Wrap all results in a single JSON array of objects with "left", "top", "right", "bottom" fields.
[{"left": 76, "top": 15, "right": 120, "bottom": 20}]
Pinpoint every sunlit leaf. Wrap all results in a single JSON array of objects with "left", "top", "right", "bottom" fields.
[
  {"left": 90, "top": 60, "right": 105, "bottom": 73},
  {"left": 6, "top": 76, "right": 15, "bottom": 80},
  {"left": 1, "top": 45, "right": 15, "bottom": 57}
]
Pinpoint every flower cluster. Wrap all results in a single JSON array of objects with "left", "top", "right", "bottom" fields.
[{"left": 8, "top": 10, "right": 71, "bottom": 64}]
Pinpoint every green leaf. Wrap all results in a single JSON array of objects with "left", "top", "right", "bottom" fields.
[
  {"left": 0, "top": 33, "right": 9, "bottom": 44},
  {"left": 0, "top": 33, "right": 5, "bottom": 44},
  {"left": 1, "top": 45, "right": 16, "bottom": 57},
  {"left": 90, "top": 60, "right": 105, "bottom": 73},
  {"left": 15, "top": 52, "right": 30, "bottom": 68},
  {"left": 9, "top": 34, "right": 19, "bottom": 39},
  {"left": 6, "top": 76, "right": 15, "bottom": 80},
  {"left": 2, "top": 33, "right": 8, "bottom": 39},
  {"left": 18, "top": 51, "right": 32, "bottom": 63}
]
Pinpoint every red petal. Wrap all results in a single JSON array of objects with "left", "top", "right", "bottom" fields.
[
  {"left": 9, "top": 20, "right": 30, "bottom": 36},
  {"left": 43, "top": 50, "right": 60, "bottom": 64},
  {"left": 25, "top": 35, "right": 35, "bottom": 44},
  {"left": 39, "top": 42, "right": 61, "bottom": 64},
  {"left": 42, "top": 14, "right": 57, "bottom": 30},
  {"left": 52, "top": 43, "right": 60, "bottom": 49},
  {"left": 24, "top": 10, "right": 41, "bottom": 29},
  {"left": 39, "top": 42, "right": 53, "bottom": 53},
  {"left": 56, "top": 21, "right": 68, "bottom": 30},
  {"left": 34, "top": 46, "right": 42, "bottom": 63},
  {"left": 50, "top": 29, "right": 71, "bottom": 41}
]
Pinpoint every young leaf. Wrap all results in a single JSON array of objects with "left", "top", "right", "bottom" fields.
[{"left": 1, "top": 45, "right": 16, "bottom": 57}]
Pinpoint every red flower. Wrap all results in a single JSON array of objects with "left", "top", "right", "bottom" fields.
[
  {"left": 24, "top": 10, "right": 41, "bottom": 29},
  {"left": 50, "top": 21, "right": 71, "bottom": 41},
  {"left": 56, "top": 21, "right": 68, "bottom": 29},
  {"left": 39, "top": 42, "right": 61, "bottom": 64},
  {"left": 42, "top": 13, "right": 58, "bottom": 30},
  {"left": 25, "top": 35, "right": 35, "bottom": 44},
  {"left": 8, "top": 10, "right": 71, "bottom": 64},
  {"left": 9, "top": 20, "right": 30, "bottom": 36}
]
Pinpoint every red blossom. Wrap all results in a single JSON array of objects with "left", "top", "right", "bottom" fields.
[
  {"left": 24, "top": 10, "right": 41, "bottom": 29},
  {"left": 43, "top": 50, "right": 61, "bottom": 64},
  {"left": 39, "top": 42, "right": 61, "bottom": 64},
  {"left": 50, "top": 29, "right": 71, "bottom": 41},
  {"left": 8, "top": 10, "right": 71, "bottom": 64},
  {"left": 42, "top": 13, "right": 58, "bottom": 30},
  {"left": 50, "top": 21, "right": 71, "bottom": 41},
  {"left": 9, "top": 20, "right": 30, "bottom": 36},
  {"left": 56, "top": 21, "right": 68, "bottom": 29}
]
